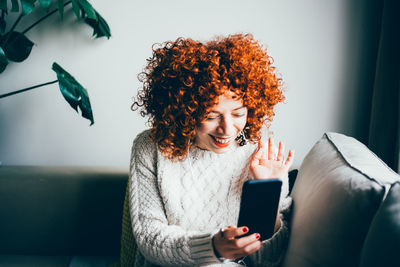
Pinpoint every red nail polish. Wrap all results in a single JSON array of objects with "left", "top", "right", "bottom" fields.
[
  {"left": 256, "top": 234, "right": 260, "bottom": 239},
  {"left": 243, "top": 227, "right": 248, "bottom": 233}
]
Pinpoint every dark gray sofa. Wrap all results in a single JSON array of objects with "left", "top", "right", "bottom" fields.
[{"left": 0, "top": 166, "right": 128, "bottom": 267}]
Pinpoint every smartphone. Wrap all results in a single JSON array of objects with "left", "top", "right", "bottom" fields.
[{"left": 237, "top": 179, "right": 282, "bottom": 241}]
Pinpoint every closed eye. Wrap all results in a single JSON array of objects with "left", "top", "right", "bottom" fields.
[
  {"left": 206, "top": 114, "right": 220, "bottom": 120},
  {"left": 233, "top": 113, "right": 246, "bottom": 118}
]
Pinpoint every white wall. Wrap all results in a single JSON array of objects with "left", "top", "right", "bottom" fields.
[{"left": 0, "top": 0, "right": 379, "bottom": 168}]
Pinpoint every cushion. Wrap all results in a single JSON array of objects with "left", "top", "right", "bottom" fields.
[
  {"left": 282, "top": 133, "right": 400, "bottom": 267},
  {"left": 359, "top": 182, "right": 400, "bottom": 267}
]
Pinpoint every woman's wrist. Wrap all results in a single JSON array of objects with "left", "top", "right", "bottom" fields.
[
  {"left": 274, "top": 209, "right": 282, "bottom": 233},
  {"left": 212, "top": 229, "right": 232, "bottom": 263}
]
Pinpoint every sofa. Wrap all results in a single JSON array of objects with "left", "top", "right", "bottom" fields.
[
  {"left": 0, "top": 132, "right": 399, "bottom": 267},
  {"left": 0, "top": 166, "right": 128, "bottom": 267}
]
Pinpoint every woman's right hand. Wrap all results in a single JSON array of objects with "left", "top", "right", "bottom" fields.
[
  {"left": 250, "top": 137, "right": 294, "bottom": 180},
  {"left": 212, "top": 226, "right": 262, "bottom": 260}
]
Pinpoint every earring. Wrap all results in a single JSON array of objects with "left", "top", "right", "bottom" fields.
[{"left": 235, "top": 130, "right": 247, "bottom": 146}]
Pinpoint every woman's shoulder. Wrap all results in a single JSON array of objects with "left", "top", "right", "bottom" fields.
[
  {"left": 131, "top": 129, "right": 157, "bottom": 158},
  {"left": 133, "top": 129, "right": 152, "bottom": 144}
]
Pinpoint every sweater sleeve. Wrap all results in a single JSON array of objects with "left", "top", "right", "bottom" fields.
[
  {"left": 128, "top": 132, "right": 221, "bottom": 267},
  {"left": 246, "top": 196, "right": 293, "bottom": 267}
]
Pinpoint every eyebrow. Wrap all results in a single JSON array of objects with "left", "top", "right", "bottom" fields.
[{"left": 209, "top": 106, "right": 246, "bottom": 113}]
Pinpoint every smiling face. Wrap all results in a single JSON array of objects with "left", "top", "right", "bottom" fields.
[{"left": 194, "top": 93, "right": 248, "bottom": 153}]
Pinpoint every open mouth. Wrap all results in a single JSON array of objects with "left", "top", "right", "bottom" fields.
[{"left": 210, "top": 135, "right": 232, "bottom": 148}]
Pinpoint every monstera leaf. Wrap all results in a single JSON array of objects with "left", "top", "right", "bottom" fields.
[
  {"left": 21, "top": 0, "right": 36, "bottom": 16},
  {"left": 75, "top": 0, "right": 96, "bottom": 20},
  {"left": 52, "top": 62, "right": 94, "bottom": 125},
  {"left": 0, "top": 18, "right": 6, "bottom": 34},
  {"left": 1, "top": 0, "right": 21, "bottom": 12},
  {"left": 84, "top": 10, "right": 110, "bottom": 39},
  {"left": 0, "top": 0, "right": 6, "bottom": 10},
  {"left": 1, "top": 31, "right": 34, "bottom": 62},
  {"left": 0, "top": 0, "right": 6, "bottom": 33},
  {"left": 38, "top": 0, "right": 52, "bottom": 12},
  {"left": 0, "top": 46, "right": 8, "bottom": 72},
  {"left": 70, "top": 0, "right": 111, "bottom": 39},
  {"left": 1, "top": 62, "right": 95, "bottom": 127},
  {"left": 0, "top": 0, "right": 109, "bottom": 126}
]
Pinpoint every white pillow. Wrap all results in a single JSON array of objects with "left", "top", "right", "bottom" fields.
[{"left": 282, "top": 133, "right": 400, "bottom": 267}]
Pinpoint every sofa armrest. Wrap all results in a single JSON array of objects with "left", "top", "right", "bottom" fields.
[{"left": 282, "top": 133, "right": 400, "bottom": 267}]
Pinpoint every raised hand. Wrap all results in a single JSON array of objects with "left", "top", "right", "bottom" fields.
[{"left": 250, "top": 137, "right": 294, "bottom": 180}]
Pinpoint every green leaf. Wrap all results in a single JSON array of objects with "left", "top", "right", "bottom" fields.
[
  {"left": 0, "top": 46, "right": 8, "bottom": 73},
  {"left": 52, "top": 62, "right": 94, "bottom": 125},
  {"left": 21, "top": 0, "right": 36, "bottom": 16},
  {"left": 71, "top": 0, "right": 80, "bottom": 19},
  {"left": 38, "top": 0, "right": 51, "bottom": 12},
  {"left": 0, "top": 15, "right": 6, "bottom": 34},
  {"left": 0, "top": 0, "right": 7, "bottom": 11},
  {"left": 84, "top": 10, "right": 111, "bottom": 39},
  {"left": 1, "top": 31, "right": 34, "bottom": 62},
  {"left": 58, "top": 0, "right": 64, "bottom": 20},
  {"left": 11, "top": 0, "right": 19, "bottom": 12},
  {"left": 78, "top": 0, "right": 96, "bottom": 20}
]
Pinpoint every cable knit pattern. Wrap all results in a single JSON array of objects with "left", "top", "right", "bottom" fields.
[{"left": 129, "top": 130, "right": 291, "bottom": 267}]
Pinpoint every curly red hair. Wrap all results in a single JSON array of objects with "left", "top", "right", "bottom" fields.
[{"left": 133, "top": 34, "right": 285, "bottom": 159}]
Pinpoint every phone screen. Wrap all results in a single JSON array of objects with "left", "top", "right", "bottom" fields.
[{"left": 237, "top": 179, "right": 282, "bottom": 241}]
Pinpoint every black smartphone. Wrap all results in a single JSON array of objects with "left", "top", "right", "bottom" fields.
[{"left": 237, "top": 179, "right": 282, "bottom": 241}]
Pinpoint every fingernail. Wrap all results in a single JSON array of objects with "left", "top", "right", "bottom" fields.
[
  {"left": 255, "top": 234, "right": 260, "bottom": 239},
  {"left": 243, "top": 227, "right": 248, "bottom": 233}
]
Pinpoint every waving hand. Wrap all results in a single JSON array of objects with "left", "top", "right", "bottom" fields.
[{"left": 250, "top": 137, "right": 294, "bottom": 180}]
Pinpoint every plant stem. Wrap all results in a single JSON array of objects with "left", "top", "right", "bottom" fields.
[
  {"left": 0, "top": 79, "right": 58, "bottom": 99},
  {"left": 2, "top": 13, "right": 23, "bottom": 47},
  {"left": 22, "top": 0, "right": 72, "bottom": 34}
]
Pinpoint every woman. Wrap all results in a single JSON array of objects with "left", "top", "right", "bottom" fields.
[{"left": 127, "top": 33, "right": 294, "bottom": 266}]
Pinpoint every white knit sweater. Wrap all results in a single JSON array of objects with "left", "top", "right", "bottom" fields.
[{"left": 129, "top": 130, "right": 291, "bottom": 267}]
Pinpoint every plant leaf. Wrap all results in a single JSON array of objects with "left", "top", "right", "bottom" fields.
[
  {"left": 0, "top": 0, "right": 7, "bottom": 11},
  {"left": 0, "top": 46, "right": 8, "bottom": 73},
  {"left": 71, "top": 0, "right": 80, "bottom": 19},
  {"left": 21, "top": 0, "right": 36, "bottom": 16},
  {"left": 11, "top": 0, "right": 19, "bottom": 12},
  {"left": 78, "top": 0, "right": 96, "bottom": 20},
  {"left": 1, "top": 31, "right": 34, "bottom": 62},
  {"left": 0, "top": 14, "right": 6, "bottom": 34},
  {"left": 52, "top": 62, "right": 94, "bottom": 125},
  {"left": 58, "top": 0, "right": 64, "bottom": 20},
  {"left": 84, "top": 10, "right": 111, "bottom": 39},
  {"left": 38, "top": 0, "right": 51, "bottom": 12}
]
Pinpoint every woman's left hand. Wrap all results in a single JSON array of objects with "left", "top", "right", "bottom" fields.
[{"left": 250, "top": 137, "right": 294, "bottom": 180}]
